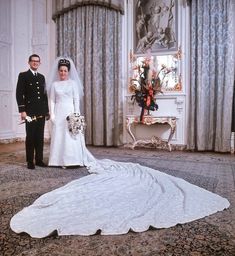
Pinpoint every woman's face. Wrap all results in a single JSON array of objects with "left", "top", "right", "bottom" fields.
[{"left": 58, "top": 66, "right": 69, "bottom": 81}]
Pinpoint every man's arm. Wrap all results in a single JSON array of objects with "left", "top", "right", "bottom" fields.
[
  {"left": 16, "top": 73, "right": 26, "bottom": 112},
  {"left": 16, "top": 73, "right": 27, "bottom": 120}
]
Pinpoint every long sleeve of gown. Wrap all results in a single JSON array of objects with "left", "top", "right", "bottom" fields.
[
  {"left": 72, "top": 81, "right": 80, "bottom": 114},
  {"left": 50, "top": 82, "right": 56, "bottom": 122}
]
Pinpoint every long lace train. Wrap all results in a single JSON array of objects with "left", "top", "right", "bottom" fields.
[{"left": 10, "top": 159, "right": 229, "bottom": 238}]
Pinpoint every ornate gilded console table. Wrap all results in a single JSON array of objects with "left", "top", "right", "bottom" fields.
[{"left": 126, "top": 115, "right": 177, "bottom": 151}]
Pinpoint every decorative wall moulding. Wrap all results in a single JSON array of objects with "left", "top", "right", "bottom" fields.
[
  {"left": 0, "top": 45, "right": 10, "bottom": 86},
  {"left": 175, "top": 97, "right": 184, "bottom": 113},
  {"left": 0, "top": 35, "right": 12, "bottom": 44},
  {"left": 134, "top": 0, "right": 178, "bottom": 54},
  {"left": 174, "top": 46, "right": 182, "bottom": 60},
  {"left": 0, "top": 92, "right": 12, "bottom": 133},
  {"left": 32, "top": 36, "right": 48, "bottom": 46}
]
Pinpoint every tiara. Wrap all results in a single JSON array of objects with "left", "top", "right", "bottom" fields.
[
  {"left": 58, "top": 59, "right": 70, "bottom": 66},
  {"left": 58, "top": 58, "right": 71, "bottom": 70}
]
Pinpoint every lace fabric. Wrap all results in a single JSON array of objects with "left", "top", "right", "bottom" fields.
[{"left": 10, "top": 158, "right": 230, "bottom": 238}]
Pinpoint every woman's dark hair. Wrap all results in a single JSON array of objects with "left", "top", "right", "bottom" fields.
[{"left": 58, "top": 59, "right": 71, "bottom": 71}]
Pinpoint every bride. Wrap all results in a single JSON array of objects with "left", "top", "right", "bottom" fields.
[
  {"left": 10, "top": 57, "right": 230, "bottom": 238},
  {"left": 47, "top": 57, "right": 95, "bottom": 167}
]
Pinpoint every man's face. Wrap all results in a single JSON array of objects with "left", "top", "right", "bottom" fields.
[{"left": 28, "top": 57, "right": 40, "bottom": 71}]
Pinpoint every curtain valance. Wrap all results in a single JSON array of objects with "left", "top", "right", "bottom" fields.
[{"left": 52, "top": 0, "right": 124, "bottom": 19}]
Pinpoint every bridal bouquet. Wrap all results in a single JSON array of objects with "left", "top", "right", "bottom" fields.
[
  {"left": 66, "top": 113, "right": 86, "bottom": 139},
  {"left": 129, "top": 52, "right": 172, "bottom": 121}
]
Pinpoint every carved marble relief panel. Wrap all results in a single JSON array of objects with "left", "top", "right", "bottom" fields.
[{"left": 134, "top": 0, "right": 177, "bottom": 54}]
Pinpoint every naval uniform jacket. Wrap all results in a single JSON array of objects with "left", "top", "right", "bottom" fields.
[{"left": 16, "top": 70, "right": 49, "bottom": 116}]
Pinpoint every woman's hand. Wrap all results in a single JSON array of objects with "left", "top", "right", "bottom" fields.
[
  {"left": 20, "top": 112, "right": 27, "bottom": 120},
  {"left": 45, "top": 113, "right": 50, "bottom": 121},
  {"left": 50, "top": 114, "right": 55, "bottom": 124}
]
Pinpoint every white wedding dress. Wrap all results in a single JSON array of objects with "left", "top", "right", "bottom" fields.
[
  {"left": 10, "top": 79, "right": 230, "bottom": 238},
  {"left": 10, "top": 159, "right": 229, "bottom": 238},
  {"left": 48, "top": 79, "right": 95, "bottom": 166}
]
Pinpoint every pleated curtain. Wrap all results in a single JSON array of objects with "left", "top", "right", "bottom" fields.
[
  {"left": 54, "top": 5, "right": 123, "bottom": 146},
  {"left": 188, "top": 0, "right": 234, "bottom": 152}
]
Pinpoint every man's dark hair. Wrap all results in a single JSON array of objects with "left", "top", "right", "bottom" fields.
[{"left": 29, "top": 54, "right": 40, "bottom": 62}]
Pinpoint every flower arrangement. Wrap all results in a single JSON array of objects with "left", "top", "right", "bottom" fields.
[
  {"left": 129, "top": 52, "right": 172, "bottom": 121},
  {"left": 66, "top": 113, "right": 86, "bottom": 139}
]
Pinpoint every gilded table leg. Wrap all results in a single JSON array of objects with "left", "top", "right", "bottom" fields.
[
  {"left": 126, "top": 119, "right": 137, "bottom": 149},
  {"left": 167, "top": 119, "right": 176, "bottom": 152}
]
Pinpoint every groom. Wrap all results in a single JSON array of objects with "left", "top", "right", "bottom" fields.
[{"left": 16, "top": 54, "right": 49, "bottom": 169}]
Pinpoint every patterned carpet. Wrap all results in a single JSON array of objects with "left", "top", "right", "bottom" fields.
[{"left": 0, "top": 146, "right": 235, "bottom": 255}]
